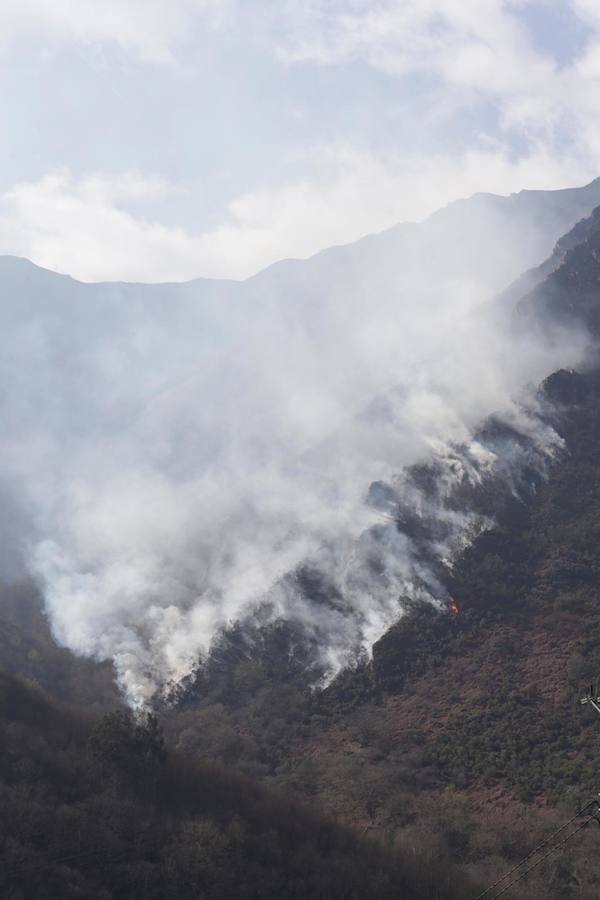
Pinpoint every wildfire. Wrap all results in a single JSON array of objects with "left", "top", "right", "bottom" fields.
[{"left": 449, "top": 597, "right": 460, "bottom": 615}]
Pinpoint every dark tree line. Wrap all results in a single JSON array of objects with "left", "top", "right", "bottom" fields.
[{"left": 0, "top": 671, "right": 473, "bottom": 900}]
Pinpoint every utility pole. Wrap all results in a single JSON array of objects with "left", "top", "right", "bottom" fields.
[{"left": 580, "top": 682, "right": 600, "bottom": 716}]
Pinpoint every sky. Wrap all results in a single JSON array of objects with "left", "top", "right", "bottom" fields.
[{"left": 1, "top": 0, "right": 600, "bottom": 281}]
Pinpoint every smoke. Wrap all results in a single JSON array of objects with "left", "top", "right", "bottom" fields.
[{"left": 0, "top": 187, "right": 595, "bottom": 706}]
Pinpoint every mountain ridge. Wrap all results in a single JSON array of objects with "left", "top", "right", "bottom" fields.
[{"left": 2, "top": 175, "right": 600, "bottom": 289}]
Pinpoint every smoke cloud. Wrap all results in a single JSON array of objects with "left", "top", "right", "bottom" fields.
[{"left": 0, "top": 185, "right": 596, "bottom": 705}]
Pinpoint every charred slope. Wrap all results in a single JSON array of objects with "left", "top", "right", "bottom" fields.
[{"left": 373, "top": 367, "right": 600, "bottom": 684}]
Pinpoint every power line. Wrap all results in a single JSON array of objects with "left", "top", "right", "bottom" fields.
[
  {"left": 485, "top": 815, "right": 593, "bottom": 900},
  {"left": 472, "top": 799, "right": 597, "bottom": 900},
  {"left": 1, "top": 832, "right": 159, "bottom": 883},
  {"left": 1, "top": 844, "right": 127, "bottom": 882}
]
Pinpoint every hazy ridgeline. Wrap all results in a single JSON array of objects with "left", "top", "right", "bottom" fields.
[{"left": 1, "top": 181, "right": 600, "bottom": 705}]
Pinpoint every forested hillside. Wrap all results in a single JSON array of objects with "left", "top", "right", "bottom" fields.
[
  {"left": 158, "top": 214, "right": 600, "bottom": 898},
  {"left": 7, "top": 364, "right": 600, "bottom": 898},
  {"left": 148, "top": 368, "right": 600, "bottom": 900},
  {"left": 0, "top": 671, "right": 473, "bottom": 900}
]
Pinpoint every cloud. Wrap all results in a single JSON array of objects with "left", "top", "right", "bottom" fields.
[
  {"left": 275, "top": 1, "right": 547, "bottom": 81},
  {"left": 0, "top": 0, "right": 228, "bottom": 62},
  {"left": 1, "top": 145, "right": 598, "bottom": 283},
  {"left": 0, "top": 170, "right": 204, "bottom": 282},
  {"left": 272, "top": 2, "right": 600, "bottom": 146}
]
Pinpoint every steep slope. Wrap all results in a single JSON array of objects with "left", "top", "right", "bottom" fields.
[
  {"left": 160, "top": 374, "right": 600, "bottom": 899},
  {"left": 517, "top": 203, "right": 600, "bottom": 338},
  {"left": 304, "top": 368, "right": 600, "bottom": 897}
]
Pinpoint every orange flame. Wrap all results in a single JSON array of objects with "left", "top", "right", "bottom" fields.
[{"left": 449, "top": 598, "right": 460, "bottom": 615}]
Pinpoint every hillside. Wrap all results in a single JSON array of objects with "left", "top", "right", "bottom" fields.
[
  {"left": 5, "top": 185, "right": 600, "bottom": 898},
  {"left": 158, "top": 216, "right": 600, "bottom": 897},
  {"left": 0, "top": 579, "right": 120, "bottom": 711},
  {"left": 0, "top": 671, "right": 474, "bottom": 900},
  {"left": 151, "top": 372, "right": 600, "bottom": 899}
]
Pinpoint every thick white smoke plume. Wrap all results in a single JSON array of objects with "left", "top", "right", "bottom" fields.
[{"left": 0, "top": 184, "right": 598, "bottom": 706}]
